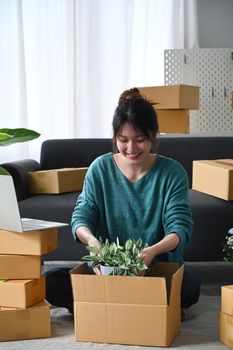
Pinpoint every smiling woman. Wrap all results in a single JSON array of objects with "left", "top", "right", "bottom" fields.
[
  {"left": 68, "top": 87, "right": 201, "bottom": 317},
  {"left": 0, "top": 128, "right": 40, "bottom": 175}
]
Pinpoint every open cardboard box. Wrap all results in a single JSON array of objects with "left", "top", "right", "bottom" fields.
[
  {"left": 220, "top": 285, "right": 233, "bottom": 349},
  {"left": 0, "top": 254, "right": 42, "bottom": 279},
  {"left": 138, "top": 85, "right": 199, "bottom": 110},
  {"left": 0, "top": 301, "right": 51, "bottom": 341},
  {"left": 70, "top": 262, "right": 183, "bottom": 347},
  {"left": 0, "top": 228, "right": 57, "bottom": 255},
  {"left": 192, "top": 159, "right": 233, "bottom": 201},
  {"left": 28, "top": 167, "right": 88, "bottom": 194}
]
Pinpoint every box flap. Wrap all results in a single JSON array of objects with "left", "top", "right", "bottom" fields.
[
  {"left": 71, "top": 263, "right": 181, "bottom": 306},
  {"left": 193, "top": 159, "right": 233, "bottom": 170},
  {"left": 104, "top": 275, "right": 167, "bottom": 305},
  {"left": 169, "top": 265, "right": 184, "bottom": 305},
  {"left": 215, "top": 160, "right": 233, "bottom": 168},
  {"left": 28, "top": 167, "right": 88, "bottom": 174}
]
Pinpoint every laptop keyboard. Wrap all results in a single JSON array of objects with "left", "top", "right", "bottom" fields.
[{"left": 21, "top": 218, "right": 56, "bottom": 230}]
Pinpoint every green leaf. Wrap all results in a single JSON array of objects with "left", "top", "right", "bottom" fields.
[
  {"left": 136, "top": 238, "right": 143, "bottom": 249},
  {"left": 101, "top": 245, "right": 110, "bottom": 257},
  {"left": 82, "top": 255, "right": 93, "bottom": 261},
  {"left": 82, "top": 237, "right": 148, "bottom": 275},
  {"left": 86, "top": 246, "right": 100, "bottom": 254},
  {"left": 125, "top": 239, "right": 132, "bottom": 251},
  {"left": 0, "top": 128, "right": 40, "bottom": 146},
  {"left": 110, "top": 243, "right": 117, "bottom": 255},
  {"left": 0, "top": 133, "right": 12, "bottom": 142},
  {"left": 119, "top": 264, "right": 129, "bottom": 270},
  {"left": 132, "top": 245, "right": 138, "bottom": 256},
  {"left": 0, "top": 166, "right": 10, "bottom": 175}
]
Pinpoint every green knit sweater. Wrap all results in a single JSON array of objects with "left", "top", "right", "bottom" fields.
[{"left": 71, "top": 153, "right": 193, "bottom": 264}]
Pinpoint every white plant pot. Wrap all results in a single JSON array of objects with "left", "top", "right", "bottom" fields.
[{"left": 100, "top": 265, "right": 120, "bottom": 276}]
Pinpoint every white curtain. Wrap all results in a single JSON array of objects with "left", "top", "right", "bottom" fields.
[{"left": 0, "top": 0, "right": 199, "bottom": 162}]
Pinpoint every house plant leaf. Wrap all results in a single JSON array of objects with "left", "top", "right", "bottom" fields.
[
  {"left": 0, "top": 128, "right": 40, "bottom": 175},
  {"left": 82, "top": 238, "right": 148, "bottom": 276},
  {"left": 0, "top": 128, "right": 40, "bottom": 146}
]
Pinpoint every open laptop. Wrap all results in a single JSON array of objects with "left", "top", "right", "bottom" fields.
[{"left": 0, "top": 175, "right": 69, "bottom": 232}]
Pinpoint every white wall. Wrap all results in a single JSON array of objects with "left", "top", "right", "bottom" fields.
[{"left": 197, "top": 0, "right": 233, "bottom": 48}]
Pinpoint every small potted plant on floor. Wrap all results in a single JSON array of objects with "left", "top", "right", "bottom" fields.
[{"left": 82, "top": 237, "right": 148, "bottom": 276}]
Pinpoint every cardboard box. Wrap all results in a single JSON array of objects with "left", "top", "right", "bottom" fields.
[
  {"left": 220, "top": 285, "right": 233, "bottom": 349},
  {"left": 156, "top": 109, "right": 189, "bottom": 133},
  {"left": 220, "top": 311, "right": 233, "bottom": 349},
  {"left": 0, "top": 301, "right": 51, "bottom": 341},
  {"left": 0, "top": 228, "right": 57, "bottom": 255},
  {"left": 0, "top": 276, "right": 45, "bottom": 308},
  {"left": 221, "top": 285, "right": 233, "bottom": 316},
  {"left": 70, "top": 262, "right": 183, "bottom": 347},
  {"left": 192, "top": 159, "right": 233, "bottom": 201},
  {"left": 28, "top": 167, "right": 88, "bottom": 194},
  {"left": 138, "top": 85, "right": 199, "bottom": 110},
  {"left": 0, "top": 254, "right": 42, "bottom": 279}
]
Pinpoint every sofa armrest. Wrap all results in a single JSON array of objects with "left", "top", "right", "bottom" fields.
[{"left": 1, "top": 159, "right": 41, "bottom": 201}]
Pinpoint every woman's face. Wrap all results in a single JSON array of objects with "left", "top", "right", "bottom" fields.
[{"left": 116, "top": 122, "right": 152, "bottom": 164}]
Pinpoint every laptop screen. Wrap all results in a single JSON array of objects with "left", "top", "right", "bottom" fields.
[
  {"left": 0, "top": 175, "right": 24, "bottom": 232},
  {"left": 0, "top": 175, "right": 69, "bottom": 232}
]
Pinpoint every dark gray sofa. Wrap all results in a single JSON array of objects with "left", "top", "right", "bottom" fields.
[{"left": 2, "top": 135, "right": 233, "bottom": 262}]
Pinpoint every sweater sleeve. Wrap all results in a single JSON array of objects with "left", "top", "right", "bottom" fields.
[
  {"left": 71, "top": 164, "right": 99, "bottom": 240},
  {"left": 162, "top": 161, "right": 193, "bottom": 255}
]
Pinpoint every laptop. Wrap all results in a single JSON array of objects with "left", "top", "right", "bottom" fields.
[{"left": 0, "top": 175, "right": 69, "bottom": 232}]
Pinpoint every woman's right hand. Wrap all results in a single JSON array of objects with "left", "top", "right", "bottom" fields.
[
  {"left": 87, "top": 236, "right": 102, "bottom": 275},
  {"left": 76, "top": 226, "right": 103, "bottom": 275}
]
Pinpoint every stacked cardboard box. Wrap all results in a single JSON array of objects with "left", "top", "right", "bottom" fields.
[
  {"left": 0, "top": 228, "right": 57, "bottom": 341},
  {"left": 138, "top": 85, "right": 199, "bottom": 133},
  {"left": 70, "top": 262, "right": 183, "bottom": 347},
  {"left": 220, "top": 285, "right": 233, "bottom": 349},
  {"left": 192, "top": 159, "right": 233, "bottom": 201}
]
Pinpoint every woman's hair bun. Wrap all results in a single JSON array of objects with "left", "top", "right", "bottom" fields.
[{"left": 118, "top": 88, "right": 143, "bottom": 102}]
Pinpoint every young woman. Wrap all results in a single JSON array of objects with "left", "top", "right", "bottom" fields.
[{"left": 71, "top": 88, "right": 200, "bottom": 319}]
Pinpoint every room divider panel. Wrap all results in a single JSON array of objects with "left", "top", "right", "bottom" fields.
[{"left": 164, "top": 48, "right": 233, "bottom": 133}]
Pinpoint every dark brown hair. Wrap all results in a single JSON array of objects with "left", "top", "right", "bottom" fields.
[{"left": 112, "top": 88, "right": 159, "bottom": 152}]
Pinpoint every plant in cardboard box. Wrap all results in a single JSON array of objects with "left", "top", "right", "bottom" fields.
[
  {"left": 0, "top": 128, "right": 40, "bottom": 175},
  {"left": 223, "top": 227, "right": 233, "bottom": 261},
  {"left": 82, "top": 237, "right": 148, "bottom": 276}
]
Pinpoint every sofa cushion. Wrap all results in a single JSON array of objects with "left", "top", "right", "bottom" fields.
[
  {"left": 185, "top": 189, "right": 233, "bottom": 261},
  {"left": 18, "top": 192, "right": 79, "bottom": 223},
  {"left": 40, "top": 139, "right": 112, "bottom": 170},
  {"left": 156, "top": 135, "right": 233, "bottom": 186}
]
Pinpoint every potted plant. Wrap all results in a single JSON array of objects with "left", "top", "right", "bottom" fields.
[
  {"left": 82, "top": 237, "right": 148, "bottom": 276},
  {"left": 0, "top": 128, "right": 40, "bottom": 175},
  {"left": 223, "top": 227, "right": 233, "bottom": 261}
]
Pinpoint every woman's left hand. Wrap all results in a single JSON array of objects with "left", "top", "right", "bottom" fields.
[
  {"left": 140, "top": 233, "right": 180, "bottom": 267},
  {"left": 140, "top": 245, "right": 157, "bottom": 267}
]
